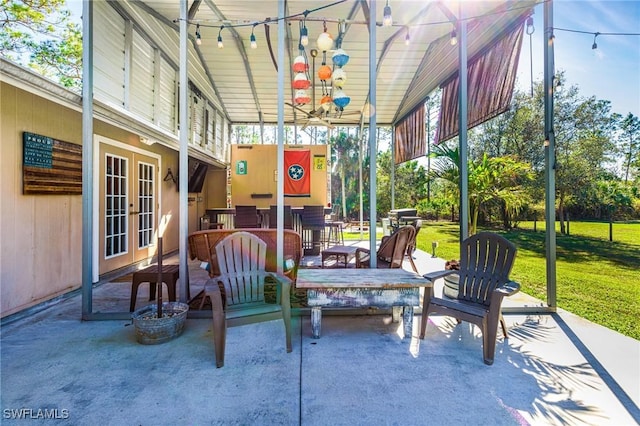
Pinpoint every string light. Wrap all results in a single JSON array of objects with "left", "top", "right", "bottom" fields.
[
  {"left": 526, "top": 15, "right": 535, "bottom": 97},
  {"left": 182, "top": 2, "right": 640, "bottom": 53},
  {"left": 300, "top": 11, "right": 309, "bottom": 46},
  {"left": 250, "top": 24, "right": 257, "bottom": 49},
  {"left": 217, "top": 26, "right": 224, "bottom": 49},
  {"left": 552, "top": 27, "right": 640, "bottom": 51},
  {"left": 526, "top": 16, "right": 534, "bottom": 35},
  {"left": 383, "top": 0, "right": 392, "bottom": 27}
]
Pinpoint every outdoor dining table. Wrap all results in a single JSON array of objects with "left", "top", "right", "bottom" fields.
[{"left": 296, "top": 268, "right": 432, "bottom": 339}]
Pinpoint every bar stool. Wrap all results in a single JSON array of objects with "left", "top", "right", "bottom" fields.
[
  {"left": 234, "top": 205, "right": 260, "bottom": 228},
  {"left": 324, "top": 213, "right": 344, "bottom": 246},
  {"left": 269, "top": 205, "right": 293, "bottom": 229},
  {"left": 129, "top": 264, "right": 180, "bottom": 312},
  {"left": 301, "top": 205, "right": 326, "bottom": 255}
]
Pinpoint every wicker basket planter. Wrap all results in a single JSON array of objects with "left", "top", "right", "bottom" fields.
[{"left": 131, "top": 301, "right": 189, "bottom": 345}]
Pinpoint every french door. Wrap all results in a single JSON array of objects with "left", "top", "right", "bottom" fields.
[{"left": 99, "top": 142, "right": 159, "bottom": 274}]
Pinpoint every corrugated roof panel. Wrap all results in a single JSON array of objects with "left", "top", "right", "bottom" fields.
[{"left": 135, "top": 0, "right": 540, "bottom": 126}]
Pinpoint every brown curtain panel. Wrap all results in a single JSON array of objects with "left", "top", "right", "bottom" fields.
[
  {"left": 435, "top": 20, "right": 525, "bottom": 144},
  {"left": 394, "top": 103, "right": 426, "bottom": 165}
]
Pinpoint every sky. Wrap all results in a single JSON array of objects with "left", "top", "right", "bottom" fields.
[{"left": 518, "top": 0, "right": 640, "bottom": 117}]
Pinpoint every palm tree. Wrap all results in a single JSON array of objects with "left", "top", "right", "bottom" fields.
[
  {"left": 329, "top": 132, "right": 360, "bottom": 219},
  {"left": 431, "top": 143, "right": 533, "bottom": 234}
]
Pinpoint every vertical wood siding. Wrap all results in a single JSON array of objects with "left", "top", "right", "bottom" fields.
[
  {"left": 130, "top": 31, "right": 155, "bottom": 122},
  {"left": 94, "top": 2, "right": 126, "bottom": 107}
]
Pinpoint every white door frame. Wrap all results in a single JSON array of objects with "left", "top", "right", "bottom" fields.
[{"left": 92, "top": 134, "right": 163, "bottom": 282}]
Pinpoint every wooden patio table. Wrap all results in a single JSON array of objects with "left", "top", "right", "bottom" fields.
[
  {"left": 296, "top": 268, "right": 431, "bottom": 339},
  {"left": 321, "top": 245, "right": 358, "bottom": 268}
]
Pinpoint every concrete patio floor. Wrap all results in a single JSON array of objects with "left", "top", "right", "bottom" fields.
[{"left": 1, "top": 245, "right": 638, "bottom": 425}]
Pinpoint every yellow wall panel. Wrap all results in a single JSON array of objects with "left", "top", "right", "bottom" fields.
[{"left": 229, "top": 144, "right": 328, "bottom": 209}]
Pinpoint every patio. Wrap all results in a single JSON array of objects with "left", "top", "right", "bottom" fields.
[{"left": 1, "top": 247, "right": 638, "bottom": 425}]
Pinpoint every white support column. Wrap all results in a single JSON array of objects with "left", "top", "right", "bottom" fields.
[
  {"left": 390, "top": 127, "right": 395, "bottom": 210},
  {"left": 178, "top": 0, "right": 189, "bottom": 302},
  {"left": 81, "top": 0, "right": 94, "bottom": 319},
  {"left": 544, "top": 0, "right": 557, "bottom": 308},
  {"left": 368, "top": 0, "right": 378, "bottom": 267},
  {"left": 458, "top": 6, "right": 469, "bottom": 241},
  {"left": 276, "top": 0, "right": 285, "bottom": 274}
]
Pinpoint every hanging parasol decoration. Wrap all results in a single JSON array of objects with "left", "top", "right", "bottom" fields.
[
  {"left": 294, "top": 89, "right": 311, "bottom": 105},
  {"left": 320, "top": 94, "right": 333, "bottom": 112},
  {"left": 332, "top": 68, "right": 346, "bottom": 88},
  {"left": 332, "top": 89, "right": 350, "bottom": 110},
  {"left": 332, "top": 48, "right": 350, "bottom": 67},
  {"left": 316, "top": 27, "right": 333, "bottom": 52},
  {"left": 318, "top": 65, "right": 332, "bottom": 82},
  {"left": 292, "top": 73, "right": 311, "bottom": 90},
  {"left": 293, "top": 55, "right": 308, "bottom": 73}
]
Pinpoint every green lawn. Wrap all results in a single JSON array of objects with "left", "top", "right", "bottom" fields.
[{"left": 344, "top": 221, "right": 640, "bottom": 340}]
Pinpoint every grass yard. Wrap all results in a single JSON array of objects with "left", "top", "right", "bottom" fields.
[{"left": 344, "top": 221, "right": 640, "bottom": 340}]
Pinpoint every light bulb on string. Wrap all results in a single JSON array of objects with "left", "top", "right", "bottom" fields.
[
  {"left": 250, "top": 24, "right": 257, "bottom": 49},
  {"left": 450, "top": 29, "right": 457, "bottom": 46},
  {"left": 592, "top": 32, "right": 599, "bottom": 50},
  {"left": 526, "top": 17, "right": 534, "bottom": 35},
  {"left": 217, "top": 26, "right": 224, "bottom": 49},
  {"left": 300, "top": 16, "right": 309, "bottom": 47},
  {"left": 383, "top": 1, "right": 392, "bottom": 27},
  {"left": 195, "top": 23, "right": 202, "bottom": 45}
]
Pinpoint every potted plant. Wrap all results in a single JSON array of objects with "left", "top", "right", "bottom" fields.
[{"left": 131, "top": 237, "right": 189, "bottom": 344}]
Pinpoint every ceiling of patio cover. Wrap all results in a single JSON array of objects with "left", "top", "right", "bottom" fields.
[{"left": 131, "top": 0, "right": 540, "bottom": 127}]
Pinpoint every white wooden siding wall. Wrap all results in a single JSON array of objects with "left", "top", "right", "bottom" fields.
[
  {"left": 94, "top": 1, "right": 126, "bottom": 107},
  {"left": 215, "top": 111, "right": 223, "bottom": 156},
  {"left": 93, "top": 0, "right": 232, "bottom": 164},
  {"left": 188, "top": 93, "right": 194, "bottom": 144},
  {"left": 191, "top": 90, "right": 204, "bottom": 147},
  {"left": 206, "top": 103, "right": 215, "bottom": 150},
  {"left": 130, "top": 31, "right": 155, "bottom": 122},
  {"left": 157, "top": 58, "right": 176, "bottom": 132},
  {"left": 223, "top": 122, "right": 229, "bottom": 159}
]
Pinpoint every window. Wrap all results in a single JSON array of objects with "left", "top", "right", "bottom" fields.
[
  {"left": 105, "top": 154, "right": 128, "bottom": 258},
  {"left": 137, "top": 162, "right": 155, "bottom": 249}
]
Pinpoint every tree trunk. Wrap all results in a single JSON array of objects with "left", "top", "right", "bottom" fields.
[
  {"left": 558, "top": 194, "right": 566, "bottom": 234},
  {"left": 470, "top": 206, "right": 479, "bottom": 236},
  {"left": 609, "top": 208, "right": 614, "bottom": 241},
  {"left": 501, "top": 201, "right": 509, "bottom": 229},
  {"left": 340, "top": 167, "right": 347, "bottom": 220}
]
